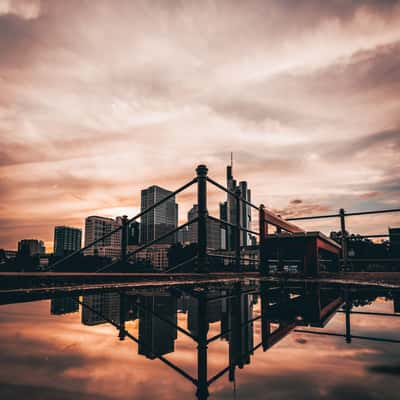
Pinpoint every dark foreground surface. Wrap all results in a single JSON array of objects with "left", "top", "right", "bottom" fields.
[{"left": 0, "top": 280, "right": 399, "bottom": 399}]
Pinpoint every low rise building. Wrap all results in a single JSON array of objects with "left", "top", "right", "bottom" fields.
[{"left": 128, "top": 244, "right": 171, "bottom": 270}]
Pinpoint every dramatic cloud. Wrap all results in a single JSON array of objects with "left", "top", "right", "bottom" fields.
[{"left": 1, "top": 0, "right": 400, "bottom": 249}]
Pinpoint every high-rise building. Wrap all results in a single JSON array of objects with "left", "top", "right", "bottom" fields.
[
  {"left": 51, "top": 296, "right": 79, "bottom": 315},
  {"left": 138, "top": 295, "right": 178, "bottom": 359},
  {"left": 53, "top": 226, "right": 82, "bottom": 257},
  {"left": 177, "top": 225, "right": 190, "bottom": 244},
  {"left": 219, "top": 202, "right": 228, "bottom": 250},
  {"left": 17, "top": 239, "right": 45, "bottom": 256},
  {"left": 81, "top": 292, "right": 121, "bottom": 326},
  {"left": 187, "top": 204, "right": 221, "bottom": 249},
  {"left": 220, "top": 162, "right": 253, "bottom": 250},
  {"left": 140, "top": 185, "right": 178, "bottom": 245},
  {"left": 84, "top": 216, "right": 122, "bottom": 258}
]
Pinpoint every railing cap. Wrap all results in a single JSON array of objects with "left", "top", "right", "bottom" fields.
[{"left": 196, "top": 164, "right": 208, "bottom": 176}]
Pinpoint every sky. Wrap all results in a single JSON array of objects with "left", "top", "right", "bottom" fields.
[{"left": 1, "top": 0, "right": 400, "bottom": 250}]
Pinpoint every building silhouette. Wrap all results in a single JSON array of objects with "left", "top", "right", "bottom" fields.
[
  {"left": 84, "top": 216, "right": 122, "bottom": 258},
  {"left": 81, "top": 292, "right": 121, "bottom": 326},
  {"left": 187, "top": 204, "right": 221, "bottom": 249},
  {"left": 17, "top": 239, "right": 45, "bottom": 256},
  {"left": 51, "top": 296, "right": 79, "bottom": 315},
  {"left": 187, "top": 291, "right": 223, "bottom": 337},
  {"left": 177, "top": 225, "right": 190, "bottom": 244},
  {"left": 140, "top": 185, "right": 178, "bottom": 245},
  {"left": 129, "top": 244, "right": 170, "bottom": 270},
  {"left": 138, "top": 295, "right": 178, "bottom": 358},
  {"left": 220, "top": 163, "right": 253, "bottom": 250},
  {"left": 53, "top": 226, "right": 82, "bottom": 257}
]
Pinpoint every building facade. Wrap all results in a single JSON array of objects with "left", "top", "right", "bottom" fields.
[
  {"left": 53, "top": 226, "right": 82, "bottom": 257},
  {"left": 84, "top": 216, "right": 122, "bottom": 257},
  {"left": 17, "top": 239, "right": 45, "bottom": 256},
  {"left": 140, "top": 185, "right": 178, "bottom": 245},
  {"left": 128, "top": 244, "right": 170, "bottom": 270},
  {"left": 187, "top": 204, "right": 221, "bottom": 250},
  {"left": 220, "top": 164, "right": 253, "bottom": 250}
]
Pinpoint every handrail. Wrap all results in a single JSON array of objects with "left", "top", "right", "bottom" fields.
[
  {"left": 126, "top": 177, "right": 198, "bottom": 225},
  {"left": 263, "top": 209, "right": 305, "bottom": 234},
  {"left": 164, "top": 256, "right": 198, "bottom": 272},
  {"left": 206, "top": 176, "right": 260, "bottom": 211},
  {"left": 286, "top": 207, "right": 400, "bottom": 221},
  {"left": 78, "top": 297, "right": 198, "bottom": 384},
  {"left": 52, "top": 177, "right": 197, "bottom": 269},
  {"left": 294, "top": 329, "right": 400, "bottom": 344},
  {"left": 50, "top": 224, "right": 123, "bottom": 268},
  {"left": 207, "top": 214, "right": 260, "bottom": 236},
  {"left": 208, "top": 254, "right": 258, "bottom": 263},
  {"left": 126, "top": 218, "right": 198, "bottom": 259},
  {"left": 96, "top": 218, "right": 198, "bottom": 272}
]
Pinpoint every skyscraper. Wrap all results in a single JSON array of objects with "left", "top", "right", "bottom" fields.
[
  {"left": 81, "top": 292, "right": 121, "bottom": 326},
  {"left": 138, "top": 295, "right": 178, "bottom": 359},
  {"left": 220, "top": 161, "right": 253, "bottom": 250},
  {"left": 187, "top": 204, "right": 221, "bottom": 249},
  {"left": 84, "top": 216, "right": 122, "bottom": 258},
  {"left": 51, "top": 296, "right": 79, "bottom": 315},
  {"left": 140, "top": 185, "right": 178, "bottom": 245},
  {"left": 53, "top": 226, "right": 82, "bottom": 257},
  {"left": 17, "top": 239, "right": 45, "bottom": 256}
]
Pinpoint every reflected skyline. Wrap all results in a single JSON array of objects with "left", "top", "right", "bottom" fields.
[{"left": 3, "top": 282, "right": 399, "bottom": 399}]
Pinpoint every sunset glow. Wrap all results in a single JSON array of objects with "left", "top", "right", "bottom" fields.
[{"left": 1, "top": 0, "right": 400, "bottom": 249}]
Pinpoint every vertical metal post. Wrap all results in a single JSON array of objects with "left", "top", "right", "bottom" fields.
[
  {"left": 121, "top": 215, "right": 128, "bottom": 263},
  {"left": 340, "top": 208, "right": 348, "bottom": 271},
  {"left": 260, "top": 282, "right": 271, "bottom": 350},
  {"left": 235, "top": 188, "right": 241, "bottom": 272},
  {"left": 259, "top": 204, "right": 268, "bottom": 276},
  {"left": 344, "top": 287, "right": 352, "bottom": 343},
  {"left": 119, "top": 292, "right": 126, "bottom": 340},
  {"left": 196, "top": 165, "right": 208, "bottom": 273},
  {"left": 196, "top": 292, "right": 209, "bottom": 400}
]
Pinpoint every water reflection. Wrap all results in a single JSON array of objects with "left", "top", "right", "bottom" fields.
[{"left": 2, "top": 282, "right": 400, "bottom": 399}]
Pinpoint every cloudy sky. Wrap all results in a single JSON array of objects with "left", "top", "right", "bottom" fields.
[{"left": 1, "top": 0, "right": 400, "bottom": 250}]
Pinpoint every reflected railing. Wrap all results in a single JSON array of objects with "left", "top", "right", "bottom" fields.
[{"left": 42, "top": 283, "right": 400, "bottom": 400}]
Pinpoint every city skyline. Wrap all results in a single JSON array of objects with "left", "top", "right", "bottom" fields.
[
  {"left": 2, "top": 161, "right": 400, "bottom": 252},
  {"left": 1, "top": 1, "right": 400, "bottom": 249}
]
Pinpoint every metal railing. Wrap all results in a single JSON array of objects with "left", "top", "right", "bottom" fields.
[
  {"left": 286, "top": 208, "right": 400, "bottom": 269},
  {"left": 50, "top": 163, "right": 399, "bottom": 274},
  {"left": 51, "top": 164, "right": 262, "bottom": 273}
]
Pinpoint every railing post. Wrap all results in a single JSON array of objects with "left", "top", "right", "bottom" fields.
[
  {"left": 196, "top": 292, "right": 209, "bottom": 400},
  {"left": 196, "top": 165, "right": 208, "bottom": 273},
  {"left": 259, "top": 204, "right": 268, "bottom": 276},
  {"left": 119, "top": 292, "right": 126, "bottom": 340},
  {"left": 344, "top": 287, "right": 352, "bottom": 343},
  {"left": 339, "top": 208, "right": 348, "bottom": 271},
  {"left": 121, "top": 215, "right": 128, "bottom": 264},
  {"left": 235, "top": 188, "right": 241, "bottom": 272}
]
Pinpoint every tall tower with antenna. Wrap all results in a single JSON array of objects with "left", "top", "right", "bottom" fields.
[{"left": 220, "top": 153, "right": 253, "bottom": 250}]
